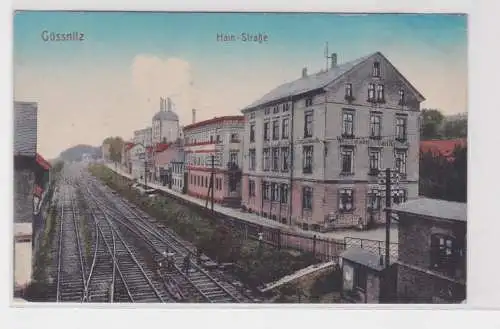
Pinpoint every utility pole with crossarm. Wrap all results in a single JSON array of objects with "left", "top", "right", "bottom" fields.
[{"left": 377, "top": 168, "right": 402, "bottom": 268}]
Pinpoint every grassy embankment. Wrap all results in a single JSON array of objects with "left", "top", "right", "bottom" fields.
[{"left": 89, "top": 164, "right": 319, "bottom": 289}]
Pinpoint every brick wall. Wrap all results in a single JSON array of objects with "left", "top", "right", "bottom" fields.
[{"left": 14, "top": 168, "right": 34, "bottom": 223}]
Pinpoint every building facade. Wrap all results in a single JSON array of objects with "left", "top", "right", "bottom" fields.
[
  {"left": 170, "top": 161, "right": 186, "bottom": 193},
  {"left": 241, "top": 52, "right": 424, "bottom": 231},
  {"left": 153, "top": 141, "right": 184, "bottom": 187},
  {"left": 184, "top": 116, "right": 244, "bottom": 207},
  {"left": 392, "top": 198, "right": 466, "bottom": 303},
  {"left": 133, "top": 127, "right": 153, "bottom": 147},
  {"left": 152, "top": 97, "right": 180, "bottom": 144},
  {"left": 129, "top": 143, "right": 153, "bottom": 182}
]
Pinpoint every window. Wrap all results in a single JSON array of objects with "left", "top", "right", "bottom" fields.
[
  {"left": 339, "top": 188, "right": 354, "bottom": 212},
  {"left": 205, "top": 176, "right": 208, "bottom": 187},
  {"left": 369, "top": 149, "right": 381, "bottom": 173},
  {"left": 305, "top": 97, "right": 313, "bottom": 107},
  {"left": 263, "top": 148, "right": 270, "bottom": 171},
  {"left": 368, "top": 83, "right": 375, "bottom": 101},
  {"left": 392, "top": 189, "right": 407, "bottom": 204},
  {"left": 250, "top": 112, "right": 256, "bottom": 119},
  {"left": 271, "top": 183, "right": 279, "bottom": 202},
  {"left": 345, "top": 83, "right": 353, "bottom": 98},
  {"left": 281, "top": 147, "right": 289, "bottom": 171},
  {"left": 367, "top": 189, "right": 381, "bottom": 210},
  {"left": 215, "top": 177, "right": 219, "bottom": 190},
  {"left": 370, "top": 115, "right": 381, "bottom": 138},
  {"left": 230, "top": 151, "right": 238, "bottom": 166},
  {"left": 249, "top": 180, "right": 255, "bottom": 197},
  {"left": 282, "top": 118, "right": 289, "bottom": 139},
  {"left": 249, "top": 149, "right": 256, "bottom": 170},
  {"left": 303, "top": 145, "right": 313, "bottom": 173},
  {"left": 250, "top": 124, "right": 255, "bottom": 142},
  {"left": 341, "top": 147, "right": 354, "bottom": 174},
  {"left": 273, "top": 105, "right": 280, "bottom": 113},
  {"left": 302, "top": 186, "right": 313, "bottom": 210},
  {"left": 210, "top": 135, "right": 214, "bottom": 142},
  {"left": 399, "top": 89, "right": 405, "bottom": 105},
  {"left": 272, "top": 120, "right": 280, "bottom": 140},
  {"left": 280, "top": 184, "right": 289, "bottom": 204},
  {"left": 216, "top": 135, "right": 221, "bottom": 143},
  {"left": 376, "top": 84, "right": 385, "bottom": 102},
  {"left": 396, "top": 117, "right": 407, "bottom": 141},
  {"left": 431, "top": 234, "right": 458, "bottom": 272},
  {"left": 262, "top": 182, "right": 270, "bottom": 200},
  {"left": 354, "top": 266, "right": 367, "bottom": 291},
  {"left": 272, "top": 148, "right": 280, "bottom": 171},
  {"left": 372, "top": 61, "right": 380, "bottom": 77},
  {"left": 395, "top": 150, "right": 407, "bottom": 175},
  {"left": 342, "top": 111, "right": 354, "bottom": 137},
  {"left": 231, "top": 133, "right": 239, "bottom": 142},
  {"left": 283, "top": 103, "right": 290, "bottom": 112},
  {"left": 304, "top": 112, "right": 313, "bottom": 138},
  {"left": 265, "top": 108, "right": 270, "bottom": 115},
  {"left": 264, "top": 121, "right": 270, "bottom": 141}
]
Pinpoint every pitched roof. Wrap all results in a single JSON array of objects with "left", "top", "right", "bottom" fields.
[
  {"left": 243, "top": 51, "right": 425, "bottom": 111},
  {"left": 155, "top": 143, "right": 170, "bottom": 153},
  {"left": 183, "top": 115, "right": 244, "bottom": 131},
  {"left": 420, "top": 139, "right": 467, "bottom": 159},
  {"left": 14, "top": 101, "right": 38, "bottom": 157},
  {"left": 392, "top": 198, "right": 467, "bottom": 223},
  {"left": 35, "top": 153, "right": 51, "bottom": 171},
  {"left": 341, "top": 247, "right": 391, "bottom": 271},
  {"left": 244, "top": 53, "right": 375, "bottom": 110},
  {"left": 124, "top": 142, "right": 135, "bottom": 151}
]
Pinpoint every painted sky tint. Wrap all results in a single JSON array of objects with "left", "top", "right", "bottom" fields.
[{"left": 13, "top": 12, "right": 468, "bottom": 158}]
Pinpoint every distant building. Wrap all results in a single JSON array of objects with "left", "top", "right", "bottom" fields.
[
  {"left": 153, "top": 142, "right": 184, "bottom": 187},
  {"left": 129, "top": 143, "right": 153, "bottom": 182},
  {"left": 101, "top": 143, "right": 111, "bottom": 161},
  {"left": 121, "top": 141, "right": 135, "bottom": 174},
  {"left": 183, "top": 116, "right": 244, "bottom": 207},
  {"left": 240, "top": 51, "right": 424, "bottom": 231},
  {"left": 133, "top": 127, "right": 153, "bottom": 147},
  {"left": 152, "top": 97, "right": 180, "bottom": 144},
  {"left": 392, "top": 198, "right": 466, "bottom": 303}
]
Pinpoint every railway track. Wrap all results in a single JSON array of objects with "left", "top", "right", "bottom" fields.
[
  {"left": 85, "top": 175, "right": 255, "bottom": 303},
  {"left": 46, "top": 184, "right": 87, "bottom": 302},
  {"left": 82, "top": 185, "right": 174, "bottom": 303}
]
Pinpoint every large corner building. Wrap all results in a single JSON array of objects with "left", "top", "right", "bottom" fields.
[{"left": 240, "top": 52, "right": 424, "bottom": 231}]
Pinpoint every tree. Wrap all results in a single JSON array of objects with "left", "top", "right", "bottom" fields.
[
  {"left": 443, "top": 119, "right": 467, "bottom": 139},
  {"left": 420, "top": 109, "right": 444, "bottom": 140},
  {"left": 102, "top": 137, "right": 124, "bottom": 163},
  {"left": 419, "top": 144, "right": 467, "bottom": 202}
]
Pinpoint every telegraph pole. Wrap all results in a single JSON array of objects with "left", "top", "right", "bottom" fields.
[
  {"left": 211, "top": 154, "right": 215, "bottom": 213},
  {"left": 384, "top": 168, "right": 391, "bottom": 268}
]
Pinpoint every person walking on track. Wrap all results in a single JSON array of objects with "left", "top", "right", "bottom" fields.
[{"left": 166, "top": 249, "right": 175, "bottom": 272}]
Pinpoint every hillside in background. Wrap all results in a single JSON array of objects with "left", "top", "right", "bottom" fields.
[{"left": 58, "top": 144, "right": 102, "bottom": 162}]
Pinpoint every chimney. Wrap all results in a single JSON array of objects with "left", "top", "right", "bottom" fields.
[
  {"left": 331, "top": 53, "right": 337, "bottom": 68},
  {"left": 302, "top": 67, "right": 308, "bottom": 78},
  {"left": 192, "top": 109, "right": 196, "bottom": 124}
]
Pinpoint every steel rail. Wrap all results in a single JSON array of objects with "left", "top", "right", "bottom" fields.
[
  {"left": 70, "top": 198, "right": 88, "bottom": 298},
  {"left": 85, "top": 186, "right": 166, "bottom": 303},
  {"left": 82, "top": 187, "right": 134, "bottom": 303},
  {"left": 88, "top": 180, "right": 243, "bottom": 303},
  {"left": 55, "top": 196, "right": 64, "bottom": 302}
]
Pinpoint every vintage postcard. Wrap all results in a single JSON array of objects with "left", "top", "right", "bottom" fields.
[{"left": 13, "top": 11, "right": 467, "bottom": 304}]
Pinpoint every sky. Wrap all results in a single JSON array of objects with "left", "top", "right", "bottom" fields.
[{"left": 13, "top": 12, "right": 468, "bottom": 159}]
